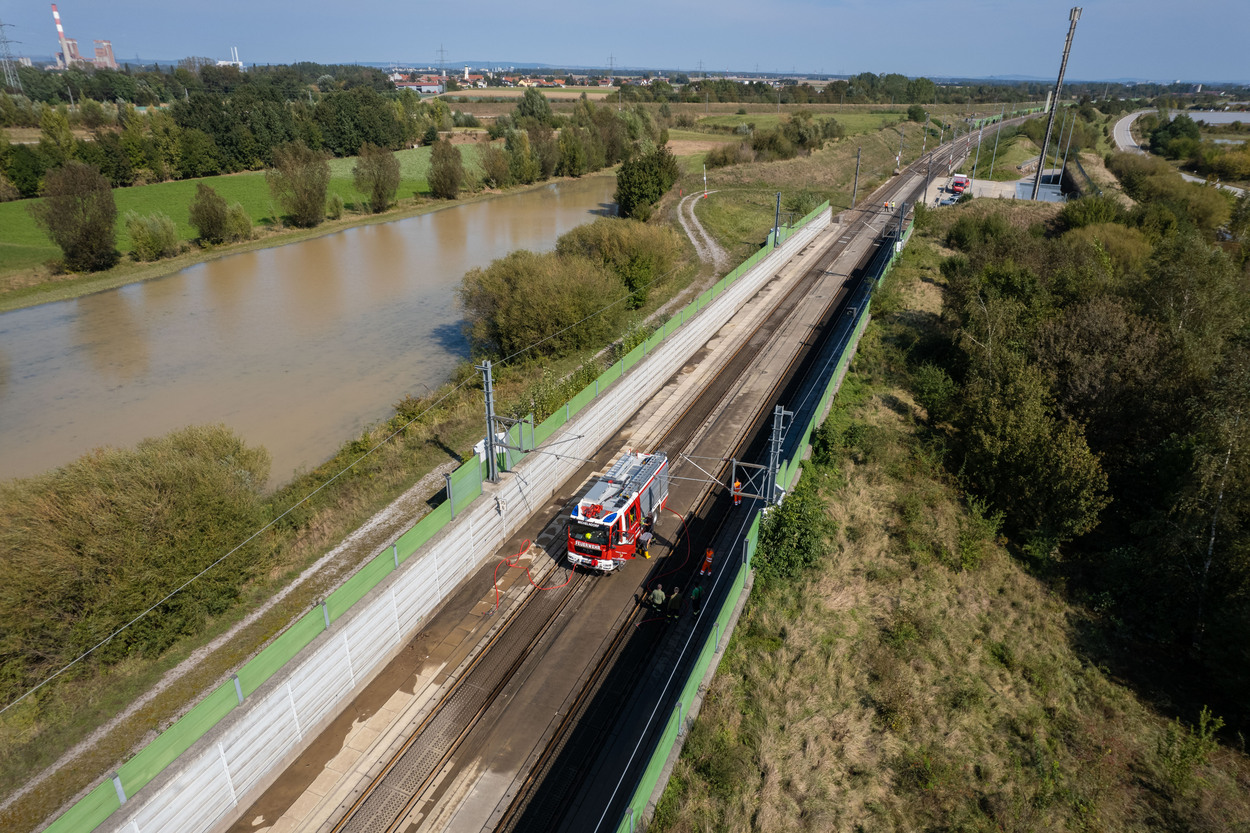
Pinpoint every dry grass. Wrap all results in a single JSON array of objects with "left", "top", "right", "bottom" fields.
[{"left": 651, "top": 227, "right": 1250, "bottom": 833}]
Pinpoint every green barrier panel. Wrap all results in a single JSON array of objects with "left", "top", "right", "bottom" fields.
[
  {"left": 615, "top": 702, "right": 683, "bottom": 833},
  {"left": 534, "top": 408, "right": 566, "bottom": 446},
  {"left": 664, "top": 316, "right": 682, "bottom": 338},
  {"left": 681, "top": 299, "right": 698, "bottom": 322},
  {"left": 118, "top": 681, "right": 240, "bottom": 797},
  {"left": 450, "top": 457, "right": 482, "bottom": 514},
  {"left": 395, "top": 500, "right": 453, "bottom": 561},
  {"left": 645, "top": 329, "right": 665, "bottom": 353},
  {"left": 326, "top": 550, "right": 394, "bottom": 622},
  {"left": 698, "top": 289, "right": 713, "bottom": 309},
  {"left": 568, "top": 383, "right": 596, "bottom": 418},
  {"left": 237, "top": 607, "right": 327, "bottom": 697},
  {"left": 597, "top": 360, "right": 623, "bottom": 390},
  {"left": 44, "top": 780, "right": 121, "bottom": 833},
  {"left": 620, "top": 342, "right": 645, "bottom": 372}
]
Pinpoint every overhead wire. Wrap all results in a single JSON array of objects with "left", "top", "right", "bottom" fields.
[{"left": 0, "top": 205, "right": 730, "bottom": 715}]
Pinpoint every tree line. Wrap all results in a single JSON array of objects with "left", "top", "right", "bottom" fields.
[
  {"left": 909, "top": 163, "right": 1249, "bottom": 723},
  {"left": 1142, "top": 110, "right": 1250, "bottom": 183}
]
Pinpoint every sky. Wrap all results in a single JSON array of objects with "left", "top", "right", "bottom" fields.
[{"left": 3, "top": 0, "right": 1247, "bottom": 84}]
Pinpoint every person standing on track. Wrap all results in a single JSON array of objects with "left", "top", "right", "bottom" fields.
[
  {"left": 689, "top": 584, "right": 703, "bottom": 614},
  {"left": 648, "top": 585, "right": 666, "bottom": 612},
  {"left": 700, "top": 547, "right": 714, "bottom": 577},
  {"left": 733, "top": 479, "right": 742, "bottom": 506},
  {"left": 638, "top": 527, "right": 653, "bottom": 559},
  {"left": 666, "top": 586, "right": 682, "bottom": 621}
]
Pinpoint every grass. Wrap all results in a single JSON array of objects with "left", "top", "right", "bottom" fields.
[
  {"left": 650, "top": 217, "right": 1250, "bottom": 833},
  {"left": 697, "top": 111, "right": 906, "bottom": 136},
  {"left": 666, "top": 121, "right": 919, "bottom": 266},
  {"left": 0, "top": 145, "right": 486, "bottom": 278}
]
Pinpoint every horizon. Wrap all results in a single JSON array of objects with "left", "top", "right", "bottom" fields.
[{"left": 2, "top": 1, "right": 1247, "bottom": 87}]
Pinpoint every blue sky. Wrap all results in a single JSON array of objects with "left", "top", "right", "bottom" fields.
[{"left": 4, "top": 0, "right": 1247, "bottom": 83}]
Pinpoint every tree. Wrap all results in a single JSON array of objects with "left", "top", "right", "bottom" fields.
[
  {"left": 29, "top": 161, "right": 119, "bottom": 271},
  {"left": 428, "top": 138, "right": 464, "bottom": 200},
  {"left": 266, "top": 140, "right": 331, "bottom": 227},
  {"left": 352, "top": 142, "right": 400, "bottom": 212},
  {"left": 188, "top": 182, "right": 230, "bottom": 243},
  {"left": 506, "top": 130, "right": 541, "bottom": 185},
  {"left": 907, "top": 104, "right": 926, "bottom": 123},
  {"left": 516, "top": 87, "right": 554, "bottom": 125},
  {"left": 615, "top": 145, "right": 679, "bottom": 218}
]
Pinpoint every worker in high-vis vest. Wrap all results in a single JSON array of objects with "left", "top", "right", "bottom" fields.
[
  {"left": 733, "top": 479, "right": 742, "bottom": 506},
  {"left": 700, "top": 546, "right": 714, "bottom": 576}
]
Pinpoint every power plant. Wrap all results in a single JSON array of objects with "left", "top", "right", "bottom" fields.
[{"left": 51, "top": 4, "right": 117, "bottom": 70}]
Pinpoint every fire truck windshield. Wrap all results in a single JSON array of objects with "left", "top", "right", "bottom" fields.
[{"left": 570, "top": 522, "right": 610, "bottom": 546}]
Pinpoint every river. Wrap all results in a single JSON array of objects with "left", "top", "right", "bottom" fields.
[{"left": 0, "top": 176, "right": 617, "bottom": 484}]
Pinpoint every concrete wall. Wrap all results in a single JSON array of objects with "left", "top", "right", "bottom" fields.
[{"left": 99, "top": 211, "right": 831, "bottom": 833}]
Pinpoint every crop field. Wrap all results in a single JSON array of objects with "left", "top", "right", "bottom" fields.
[
  {"left": 0, "top": 145, "right": 485, "bottom": 274},
  {"left": 697, "top": 110, "right": 906, "bottom": 135}
]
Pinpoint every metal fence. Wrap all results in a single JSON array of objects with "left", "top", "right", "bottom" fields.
[
  {"left": 44, "top": 204, "right": 832, "bottom": 833},
  {"left": 612, "top": 217, "right": 913, "bottom": 833}
]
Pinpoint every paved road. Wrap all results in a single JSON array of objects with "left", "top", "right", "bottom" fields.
[{"left": 1114, "top": 110, "right": 1245, "bottom": 197}]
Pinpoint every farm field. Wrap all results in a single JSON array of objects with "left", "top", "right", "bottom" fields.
[{"left": 0, "top": 145, "right": 485, "bottom": 276}]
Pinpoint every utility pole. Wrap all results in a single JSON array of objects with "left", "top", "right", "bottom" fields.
[
  {"left": 476, "top": 361, "right": 499, "bottom": 482},
  {"left": 766, "top": 405, "right": 793, "bottom": 505},
  {"left": 1031, "top": 7, "right": 1083, "bottom": 200},
  {"left": 987, "top": 104, "right": 1006, "bottom": 183},
  {"left": 772, "top": 192, "right": 781, "bottom": 247},
  {"left": 970, "top": 124, "right": 984, "bottom": 190},
  {"left": 1060, "top": 111, "right": 1077, "bottom": 189},
  {"left": 852, "top": 147, "right": 861, "bottom": 206},
  {"left": 895, "top": 126, "right": 905, "bottom": 171}
]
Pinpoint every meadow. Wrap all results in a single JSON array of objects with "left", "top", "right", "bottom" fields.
[{"left": 0, "top": 145, "right": 484, "bottom": 276}]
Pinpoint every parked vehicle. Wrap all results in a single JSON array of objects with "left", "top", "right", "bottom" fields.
[{"left": 567, "top": 451, "right": 669, "bottom": 572}]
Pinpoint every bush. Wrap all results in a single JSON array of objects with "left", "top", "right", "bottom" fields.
[
  {"left": 459, "top": 249, "right": 626, "bottom": 360},
  {"left": 225, "top": 202, "right": 252, "bottom": 241},
  {"left": 125, "top": 210, "right": 179, "bottom": 261},
  {"left": 429, "top": 138, "right": 464, "bottom": 199},
  {"left": 326, "top": 192, "right": 344, "bottom": 220},
  {"left": 555, "top": 217, "right": 683, "bottom": 307},
  {"left": 615, "top": 145, "right": 679, "bottom": 218},
  {"left": 28, "top": 160, "right": 119, "bottom": 272},
  {"left": 0, "top": 425, "right": 271, "bottom": 699},
  {"left": 755, "top": 474, "right": 836, "bottom": 584},
  {"left": 266, "top": 140, "right": 331, "bottom": 228},
  {"left": 188, "top": 182, "right": 230, "bottom": 244}
]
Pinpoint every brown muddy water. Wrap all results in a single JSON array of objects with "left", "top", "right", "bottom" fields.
[{"left": 0, "top": 177, "right": 616, "bottom": 484}]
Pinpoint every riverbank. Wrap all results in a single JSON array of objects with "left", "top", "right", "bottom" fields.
[{"left": 0, "top": 172, "right": 614, "bottom": 314}]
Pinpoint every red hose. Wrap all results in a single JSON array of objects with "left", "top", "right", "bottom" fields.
[{"left": 491, "top": 539, "right": 575, "bottom": 613}]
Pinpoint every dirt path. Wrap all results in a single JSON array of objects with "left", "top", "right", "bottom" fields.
[{"left": 677, "top": 190, "right": 729, "bottom": 272}]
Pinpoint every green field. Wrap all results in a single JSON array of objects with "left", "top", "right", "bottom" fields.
[
  {"left": 697, "top": 111, "right": 906, "bottom": 135},
  {"left": 0, "top": 145, "right": 484, "bottom": 274}
]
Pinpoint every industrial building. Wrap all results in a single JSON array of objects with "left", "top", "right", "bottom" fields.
[{"left": 51, "top": 4, "right": 117, "bottom": 70}]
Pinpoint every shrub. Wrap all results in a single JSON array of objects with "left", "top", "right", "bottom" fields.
[
  {"left": 0, "top": 425, "right": 271, "bottom": 699},
  {"left": 28, "top": 160, "right": 119, "bottom": 272},
  {"left": 555, "top": 217, "right": 683, "bottom": 308},
  {"left": 188, "top": 182, "right": 230, "bottom": 244},
  {"left": 266, "top": 140, "right": 331, "bottom": 228},
  {"left": 429, "top": 138, "right": 464, "bottom": 199},
  {"left": 225, "top": 203, "right": 252, "bottom": 241},
  {"left": 352, "top": 142, "right": 400, "bottom": 213},
  {"left": 459, "top": 249, "right": 626, "bottom": 360},
  {"left": 615, "top": 145, "right": 679, "bottom": 218},
  {"left": 124, "top": 210, "right": 179, "bottom": 261},
  {"left": 326, "top": 192, "right": 344, "bottom": 220}
]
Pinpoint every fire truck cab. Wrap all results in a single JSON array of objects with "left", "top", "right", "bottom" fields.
[{"left": 567, "top": 451, "right": 669, "bottom": 572}]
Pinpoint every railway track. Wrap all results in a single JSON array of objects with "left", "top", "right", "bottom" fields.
[{"left": 312, "top": 120, "right": 1023, "bottom": 833}]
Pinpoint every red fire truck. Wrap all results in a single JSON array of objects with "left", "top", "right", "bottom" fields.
[{"left": 567, "top": 450, "right": 670, "bottom": 572}]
